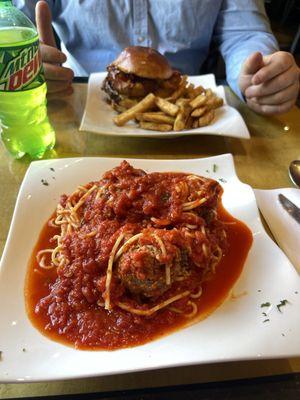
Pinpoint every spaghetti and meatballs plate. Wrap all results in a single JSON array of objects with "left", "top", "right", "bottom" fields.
[{"left": 0, "top": 155, "right": 299, "bottom": 382}]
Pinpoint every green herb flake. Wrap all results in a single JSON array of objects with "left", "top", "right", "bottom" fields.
[
  {"left": 258, "top": 290, "right": 261, "bottom": 292},
  {"left": 295, "top": 291, "right": 298, "bottom": 295},
  {"left": 213, "top": 164, "right": 218, "bottom": 173},
  {"left": 41, "top": 179, "right": 49, "bottom": 186},
  {"left": 260, "top": 302, "right": 271, "bottom": 308},
  {"left": 218, "top": 178, "right": 227, "bottom": 183},
  {"left": 50, "top": 167, "right": 55, "bottom": 172},
  {"left": 0, "top": 351, "right": 2, "bottom": 361},
  {"left": 22, "top": 348, "right": 26, "bottom": 352},
  {"left": 276, "top": 299, "right": 289, "bottom": 313},
  {"left": 205, "top": 169, "right": 210, "bottom": 173},
  {"left": 263, "top": 319, "right": 270, "bottom": 323},
  {"left": 262, "top": 312, "right": 267, "bottom": 317},
  {"left": 281, "top": 333, "right": 285, "bottom": 337}
]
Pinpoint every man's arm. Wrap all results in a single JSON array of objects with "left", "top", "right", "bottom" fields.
[{"left": 214, "top": 0, "right": 299, "bottom": 115}]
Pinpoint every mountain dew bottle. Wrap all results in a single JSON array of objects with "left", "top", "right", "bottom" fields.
[{"left": 0, "top": 0, "right": 55, "bottom": 159}]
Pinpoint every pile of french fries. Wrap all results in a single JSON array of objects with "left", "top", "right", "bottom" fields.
[{"left": 113, "top": 76, "right": 224, "bottom": 132}]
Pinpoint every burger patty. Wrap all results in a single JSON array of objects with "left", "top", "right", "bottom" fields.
[{"left": 102, "top": 65, "right": 181, "bottom": 103}]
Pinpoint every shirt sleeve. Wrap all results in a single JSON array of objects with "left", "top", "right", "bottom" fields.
[{"left": 214, "top": 0, "right": 279, "bottom": 99}]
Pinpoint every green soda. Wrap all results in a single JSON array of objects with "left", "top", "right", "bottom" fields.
[{"left": 0, "top": 0, "right": 55, "bottom": 159}]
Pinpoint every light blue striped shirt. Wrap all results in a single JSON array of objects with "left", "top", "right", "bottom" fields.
[{"left": 14, "top": 0, "right": 279, "bottom": 98}]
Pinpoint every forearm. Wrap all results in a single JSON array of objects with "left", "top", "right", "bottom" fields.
[{"left": 214, "top": 0, "right": 279, "bottom": 98}]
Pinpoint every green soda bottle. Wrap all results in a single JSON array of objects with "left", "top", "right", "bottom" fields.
[{"left": 0, "top": 0, "right": 55, "bottom": 159}]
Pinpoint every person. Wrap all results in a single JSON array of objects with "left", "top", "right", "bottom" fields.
[{"left": 15, "top": 0, "right": 299, "bottom": 115}]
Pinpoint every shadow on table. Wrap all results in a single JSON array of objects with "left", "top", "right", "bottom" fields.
[{"left": 1, "top": 358, "right": 296, "bottom": 398}]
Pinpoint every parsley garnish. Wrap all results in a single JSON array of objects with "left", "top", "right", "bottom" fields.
[
  {"left": 263, "top": 319, "right": 270, "bottom": 323},
  {"left": 205, "top": 169, "right": 210, "bottom": 173},
  {"left": 260, "top": 302, "right": 271, "bottom": 308},
  {"left": 41, "top": 179, "right": 49, "bottom": 186},
  {"left": 22, "top": 348, "right": 26, "bottom": 352},
  {"left": 262, "top": 312, "right": 267, "bottom": 317},
  {"left": 50, "top": 167, "right": 55, "bottom": 172},
  {"left": 218, "top": 178, "right": 227, "bottom": 183},
  {"left": 276, "top": 299, "right": 289, "bottom": 313},
  {"left": 213, "top": 164, "right": 218, "bottom": 173},
  {"left": 0, "top": 351, "right": 2, "bottom": 361}
]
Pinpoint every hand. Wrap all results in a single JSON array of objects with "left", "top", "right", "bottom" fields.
[
  {"left": 36, "top": 1, "right": 74, "bottom": 96},
  {"left": 238, "top": 51, "right": 299, "bottom": 115}
]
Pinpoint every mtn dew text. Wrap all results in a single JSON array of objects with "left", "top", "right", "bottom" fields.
[
  {"left": 0, "top": 1, "right": 55, "bottom": 160},
  {"left": 0, "top": 36, "right": 42, "bottom": 91}
]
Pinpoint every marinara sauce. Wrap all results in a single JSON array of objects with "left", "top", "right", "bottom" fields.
[{"left": 24, "top": 164, "right": 252, "bottom": 350}]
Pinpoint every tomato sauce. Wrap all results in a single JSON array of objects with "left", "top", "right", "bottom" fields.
[
  {"left": 24, "top": 162, "right": 253, "bottom": 350},
  {"left": 25, "top": 205, "right": 252, "bottom": 350}
]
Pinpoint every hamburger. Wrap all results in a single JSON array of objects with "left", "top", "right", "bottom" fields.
[{"left": 102, "top": 46, "right": 182, "bottom": 107}]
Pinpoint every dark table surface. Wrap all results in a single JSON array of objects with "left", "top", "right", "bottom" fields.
[{"left": 18, "top": 373, "right": 300, "bottom": 400}]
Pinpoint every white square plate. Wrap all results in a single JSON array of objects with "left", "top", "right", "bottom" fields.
[
  {"left": 0, "top": 154, "right": 299, "bottom": 383},
  {"left": 80, "top": 73, "right": 250, "bottom": 138}
]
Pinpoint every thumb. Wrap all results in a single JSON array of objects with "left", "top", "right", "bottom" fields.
[
  {"left": 35, "top": 1, "right": 56, "bottom": 48},
  {"left": 241, "top": 52, "right": 264, "bottom": 75}
]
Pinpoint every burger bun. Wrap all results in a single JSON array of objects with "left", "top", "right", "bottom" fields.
[{"left": 112, "top": 46, "right": 173, "bottom": 80}]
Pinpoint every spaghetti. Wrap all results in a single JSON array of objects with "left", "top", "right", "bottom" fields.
[{"left": 25, "top": 161, "right": 252, "bottom": 350}]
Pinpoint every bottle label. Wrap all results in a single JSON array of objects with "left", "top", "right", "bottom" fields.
[{"left": 0, "top": 39, "right": 45, "bottom": 92}]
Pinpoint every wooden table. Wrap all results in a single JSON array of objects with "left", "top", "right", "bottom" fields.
[{"left": 0, "top": 82, "right": 299, "bottom": 399}]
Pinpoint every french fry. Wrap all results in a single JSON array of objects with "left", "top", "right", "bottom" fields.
[
  {"left": 137, "top": 112, "right": 175, "bottom": 125},
  {"left": 174, "top": 102, "right": 192, "bottom": 131},
  {"left": 215, "top": 97, "right": 224, "bottom": 108},
  {"left": 155, "top": 97, "right": 179, "bottom": 116},
  {"left": 111, "top": 102, "right": 126, "bottom": 113},
  {"left": 175, "top": 98, "right": 190, "bottom": 107},
  {"left": 191, "top": 106, "right": 207, "bottom": 117},
  {"left": 187, "top": 85, "right": 204, "bottom": 99},
  {"left": 109, "top": 72, "right": 224, "bottom": 132},
  {"left": 205, "top": 96, "right": 224, "bottom": 110},
  {"left": 167, "top": 75, "right": 187, "bottom": 101},
  {"left": 136, "top": 111, "right": 165, "bottom": 120},
  {"left": 139, "top": 121, "right": 173, "bottom": 132},
  {"left": 186, "top": 83, "right": 195, "bottom": 91},
  {"left": 183, "top": 83, "right": 194, "bottom": 98},
  {"left": 185, "top": 115, "right": 194, "bottom": 130},
  {"left": 192, "top": 119, "right": 199, "bottom": 129},
  {"left": 189, "top": 93, "right": 207, "bottom": 109},
  {"left": 113, "top": 93, "right": 156, "bottom": 126},
  {"left": 173, "top": 114, "right": 185, "bottom": 131},
  {"left": 205, "top": 88, "right": 213, "bottom": 97},
  {"left": 120, "top": 97, "right": 139, "bottom": 109},
  {"left": 198, "top": 110, "right": 215, "bottom": 127}
]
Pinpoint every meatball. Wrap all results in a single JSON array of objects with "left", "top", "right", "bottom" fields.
[{"left": 116, "top": 244, "right": 188, "bottom": 299}]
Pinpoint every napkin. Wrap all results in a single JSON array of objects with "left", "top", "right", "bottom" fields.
[
  {"left": 79, "top": 72, "right": 250, "bottom": 138},
  {"left": 254, "top": 188, "right": 300, "bottom": 272}
]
